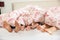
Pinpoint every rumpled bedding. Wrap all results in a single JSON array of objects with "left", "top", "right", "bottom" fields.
[
  {"left": 0, "top": 5, "right": 60, "bottom": 29},
  {"left": 45, "top": 7, "right": 60, "bottom": 29}
]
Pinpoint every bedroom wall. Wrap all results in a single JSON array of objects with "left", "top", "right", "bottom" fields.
[{"left": 0, "top": 0, "right": 60, "bottom": 14}]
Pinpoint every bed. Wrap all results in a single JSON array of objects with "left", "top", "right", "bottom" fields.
[{"left": 0, "top": 1, "right": 60, "bottom": 40}]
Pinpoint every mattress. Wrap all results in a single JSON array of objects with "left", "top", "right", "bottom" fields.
[{"left": 0, "top": 28, "right": 60, "bottom": 40}]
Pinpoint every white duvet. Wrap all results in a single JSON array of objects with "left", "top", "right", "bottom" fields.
[{"left": 0, "top": 5, "right": 60, "bottom": 29}]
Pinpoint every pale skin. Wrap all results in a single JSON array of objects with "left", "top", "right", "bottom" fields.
[
  {"left": 3, "top": 21, "right": 22, "bottom": 33},
  {"left": 36, "top": 23, "right": 58, "bottom": 34},
  {"left": 3, "top": 21, "right": 13, "bottom": 32},
  {"left": 44, "top": 26, "right": 58, "bottom": 34},
  {"left": 25, "top": 26, "right": 31, "bottom": 31},
  {"left": 31, "top": 22, "right": 39, "bottom": 29},
  {"left": 14, "top": 21, "right": 21, "bottom": 33},
  {"left": 25, "top": 22, "right": 39, "bottom": 31},
  {"left": 3, "top": 21, "right": 25, "bottom": 33},
  {"left": 3, "top": 20, "right": 58, "bottom": 34}
]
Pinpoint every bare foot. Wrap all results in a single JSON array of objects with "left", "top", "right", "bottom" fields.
[
  {"left": 36, "top": 25, "right": 41, "bottom": 30},
  {"left": 3, "top": 21, "right": 12, "bottom": 32},
  {"left": 44, "top": 27, "right": 57, "bottom": 34},
  {"left": 26, "top": 26, "right": 31, "bottom": 31},
  {"left": 14, "top": 21, "right": 21, "bottom": 33},
  {"left": 31, "top": 23, "right": 39, "bottom": 29},
  {"left": 37, "top": 24, "right": 47, "bottom": 32},
  {"left": 20, "top": 26, "right": 25, "bottom": 31}
]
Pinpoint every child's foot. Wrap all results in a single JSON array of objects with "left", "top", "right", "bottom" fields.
[
  {"left": 26, "top": 26, "right": 31, "bottom": 31},
  {"left": 36, "top": 25, "right": 41, "bottom": 30},
  {"left": 37, "top": 24, "right": 47, "bottom": 32},
  {"left": 3, "top": 21, "right": 12, "bottom": 32},
  {"left": 44, "top": 27, "right": 57, "bottom": 34},
  {"left": 20, "top": 26, "right": 25, "bottom": 31},
  {"left": 14, "top": 21, "right": 21, "bottom": 33},
  {"left": 31, "top": 23, "right": 39, "bottom": 29}
]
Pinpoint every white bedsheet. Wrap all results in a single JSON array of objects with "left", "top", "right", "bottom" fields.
[{"left": 0, "top": 28, "right": 60, "bottom": 40}]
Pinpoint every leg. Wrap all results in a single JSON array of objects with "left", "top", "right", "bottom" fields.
[
  {"left": 14, "top": 21, "right": 21, "bottom": 33},
  {"left": 3, "top": 21, "right": 12, "bottom": 32}
]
